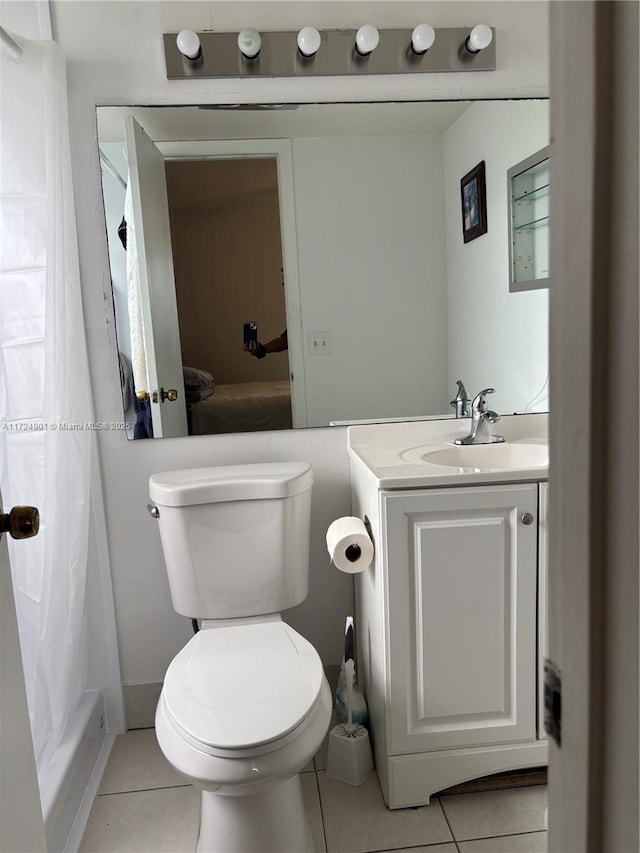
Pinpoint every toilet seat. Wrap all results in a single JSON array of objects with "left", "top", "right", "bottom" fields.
[{"left": 162, "top": 620, "right": 325, "bottom": 754}]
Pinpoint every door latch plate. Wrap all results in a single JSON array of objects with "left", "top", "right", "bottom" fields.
[{"left": 543, "top": 657, "right": 562, "bottom": 747}]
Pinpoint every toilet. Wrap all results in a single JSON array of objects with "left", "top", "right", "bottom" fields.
[{"left": 149, "top": 462, "right": 332, "bottom": 853}]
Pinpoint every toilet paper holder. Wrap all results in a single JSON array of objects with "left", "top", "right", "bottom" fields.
[
  {"left": 344, "top": 516, "right": 374, "bottom": 562},
  {"left": 346, "top": 515, "right": 376, "bottom": 562},
  {"left": 363, "top": 515, "right": 373, "bottom": 540}
]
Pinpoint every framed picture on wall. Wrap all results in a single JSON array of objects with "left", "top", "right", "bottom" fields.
[{"left": 460, "top": 160, "right": 488, "bottom": 243}]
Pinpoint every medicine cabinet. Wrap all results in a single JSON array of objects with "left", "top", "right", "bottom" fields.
[{"left": 508, "top": 145, "right": 550, "bottom": 292}]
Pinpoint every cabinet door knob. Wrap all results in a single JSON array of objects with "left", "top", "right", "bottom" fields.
[{"left": 521, "top": 512, "right": 534, "bottom": 526}]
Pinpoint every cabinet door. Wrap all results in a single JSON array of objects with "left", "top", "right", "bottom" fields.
[{"left": 383, "top": 483, "right": 538, "bottom": 754}]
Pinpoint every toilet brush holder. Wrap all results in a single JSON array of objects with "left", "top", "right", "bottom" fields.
[{"left": 326, "top": 722, "right": 374, "bottom": 786}]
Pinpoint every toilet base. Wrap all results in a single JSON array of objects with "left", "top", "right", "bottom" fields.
[{"left": 197, "top": 774, "right": 313, "bottom": 853}]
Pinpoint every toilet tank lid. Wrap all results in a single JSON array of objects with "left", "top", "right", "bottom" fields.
[{"left": 149, "top": 461, "right": 313, "bottom": 507}]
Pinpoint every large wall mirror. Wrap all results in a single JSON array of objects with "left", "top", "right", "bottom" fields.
[{"left": 97, "top": 99, "right": 549, "bottom": 439}]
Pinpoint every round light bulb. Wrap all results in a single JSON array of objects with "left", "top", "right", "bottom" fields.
[
  {"left": 238, "top": 27, "right": 262, "bottom": 59},
  {"left": 467, "top": 24, "right": 493, "bottom": 53},
  {"left": 297, "top": 26, "right": 321, "bottom": 57},
  {"left": 176, "top": 29, "right": 201, "bottom": 61},
  {"left": 355, "top": 25, "right": 379, "bottom": 56},
  {"left": 411, "top": 24, "right": 435, "bottom": 55}
]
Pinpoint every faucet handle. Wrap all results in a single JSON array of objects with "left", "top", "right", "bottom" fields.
[
  {"left": 472, "top": 388, "right": 496, "bottom": 412},
  {"left": 451, "top": 380, "right": 472, "bottom": 418},
  {"left": 453, "top": 379, "right": 469, "bottom": 399},
  {"left": 450, "top": 379, "right": 470, "bottom": 406}
]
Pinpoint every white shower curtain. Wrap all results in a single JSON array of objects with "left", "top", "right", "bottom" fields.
[{"left": 0, "top": 32, "right": 94, "bottom": 776}]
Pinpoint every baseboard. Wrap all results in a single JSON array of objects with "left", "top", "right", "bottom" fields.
[{"left": 40, "top": 691, "right": 116, "bottom": 852}]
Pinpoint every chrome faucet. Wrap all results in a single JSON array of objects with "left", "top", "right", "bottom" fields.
[
  {"left": 450, "top": 380, "right": 472, "bottom": 418},
  {"left": 454, "top": 388, "right": 505, "bottom": 445}
]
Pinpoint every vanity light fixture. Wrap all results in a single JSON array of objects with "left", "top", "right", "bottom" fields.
[
  {"left": 176, "top": 29, "right": 201, "bottom": 61},
  {"left": 355, "top": 25, "right": 379, "bottom": 56},
  {"left": 238, "top": 27, "right": 262, "bottom": 59},
  {"left": 164, "top": 27, "right": 496, "bottom": 78},
  {"left": 465, "top": 24, "right": 493, "bottom": 54},
  {"left": 297, "top": 27, "right": 321, "bottom": 58},
  {"left": 410, "top": 24, "right": 436, "bottom": 55}
]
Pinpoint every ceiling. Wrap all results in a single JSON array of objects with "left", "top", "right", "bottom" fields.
[{"left": 96, "top": 101, "right": 474, "bottom": 142}]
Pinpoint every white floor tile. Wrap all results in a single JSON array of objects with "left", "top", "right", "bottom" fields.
[
  {"left": 380, "top": 846, "right": 457, "bottom": 853},
  {"left": 79, "top": 785, "right": 200, "bottom": 852},
  {"left": 318, "top": 771, "right": 453, "bottom": 853},
  {"left": 458, "top": 830, "right": 547, "bottom": 852},
  {"left": 99, "top": 729, "right": 187, "bottom": 794},
  {"left": 440, "top": 786, "right": 548, "bottom": 842},
  {"left": 85, "top": 725, "right": 548, "bottom": 853}
]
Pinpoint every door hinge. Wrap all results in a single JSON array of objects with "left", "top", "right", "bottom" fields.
[{"left": 544, "top": 657, "right": 562, "bottom": 747}]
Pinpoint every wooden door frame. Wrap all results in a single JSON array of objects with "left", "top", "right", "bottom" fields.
[
  {"left": 160, "top": 138, "right": 308, "bottom": 428},
  {"left": 547, "top": 2, "right": 638, "bottom": 851}
]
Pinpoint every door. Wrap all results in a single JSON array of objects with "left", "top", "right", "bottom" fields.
[
  {"left": 383, "top": 483, "right": 538, "bottom": 754},
  {"left": 0, "top": 501, "right": 46, "bottom": 852},
  {"left": 548, "top": 3, "right": 639, "bottom": 851},
  {"left": 124, "top": 116, "right": 188, "bottom": 437}
]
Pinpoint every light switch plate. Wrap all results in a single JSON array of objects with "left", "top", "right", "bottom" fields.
[{"left": 308, "top": 332, "right": 332, "bottom": 355}]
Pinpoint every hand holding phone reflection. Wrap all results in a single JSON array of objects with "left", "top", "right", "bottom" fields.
[{"left": 243, "top": 322, "right": 267, "bottom": 359}]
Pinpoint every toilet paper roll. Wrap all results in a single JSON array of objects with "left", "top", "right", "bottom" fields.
[{"left": 326, "top": 517, "right": 374, "bottom": 573}]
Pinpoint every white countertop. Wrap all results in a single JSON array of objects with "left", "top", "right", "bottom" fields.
[{"left": 347, "top": 413, "right": 548, "bottom": 489}]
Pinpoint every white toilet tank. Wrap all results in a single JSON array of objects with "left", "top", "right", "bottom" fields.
[{"left": 149, "top": 462, "right": 313, "bottom": 619}]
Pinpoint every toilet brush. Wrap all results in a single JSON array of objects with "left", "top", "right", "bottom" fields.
[{"left": 326, "top": 654, "right": 374, "bottom": 786}]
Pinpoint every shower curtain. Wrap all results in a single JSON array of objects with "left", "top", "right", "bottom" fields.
[{"left": 0, "top": 32, "right": 94, "bottom": 777}]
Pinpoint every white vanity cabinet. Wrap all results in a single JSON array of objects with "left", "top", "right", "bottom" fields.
[{"left": 350, "top": 459, "right": 549, "bottom": 807}]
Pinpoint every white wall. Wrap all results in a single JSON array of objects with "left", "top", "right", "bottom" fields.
[
  {"left": 165, "top": 159, "right": 289, "bottom": 385},
  {"left": 443, "top": 101, "right": 550, "bottom": 413},
  {"left": 50, "top": 0, "right": 549, "bottom": 689},
  {"left": 294, "top": 133, "right": 449, "bottom": 424}
]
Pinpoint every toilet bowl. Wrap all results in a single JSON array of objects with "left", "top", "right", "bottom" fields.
[
  {"left": 155, "top": 618, "right": 331, "bottom": 852},
  {"left": 149, "top": 463, "right": 331, "bottom": 852}
]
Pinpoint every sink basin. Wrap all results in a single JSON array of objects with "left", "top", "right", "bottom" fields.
[{"left": 401, "top": 440, "right": 548, "bottom": 471}]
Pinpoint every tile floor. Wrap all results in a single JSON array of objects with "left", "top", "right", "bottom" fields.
[{"left": 80, "top": 729, "right": 547, "bottom": 853}]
